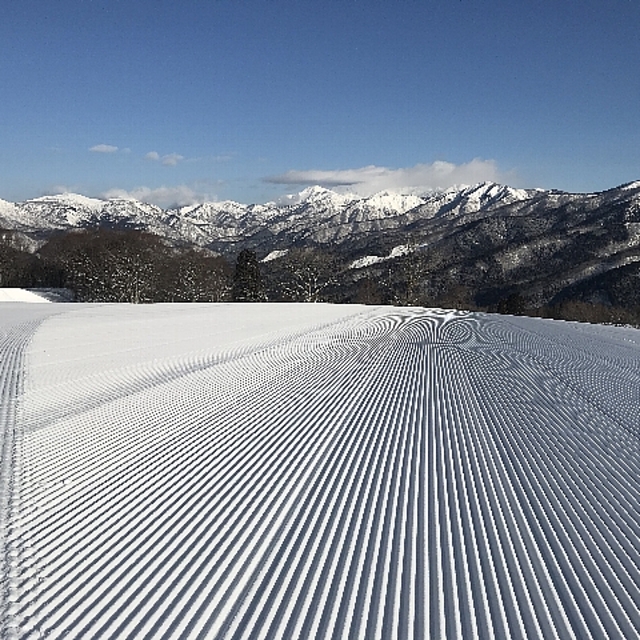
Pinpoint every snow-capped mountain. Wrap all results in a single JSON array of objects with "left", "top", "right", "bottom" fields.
[
  {"left": 0, "top": 182, "right": 539, "bottom": 251},
  {"left": 2, "top": 181, "right": 640, "bottom": 265}
]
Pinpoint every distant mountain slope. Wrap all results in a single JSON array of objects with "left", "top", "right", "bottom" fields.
[
  {"left": 2, "top": 181, "right": 639, "bottom": 253},
  {"left": 399, "top": 180, "right": 640, "bottom": 308}
]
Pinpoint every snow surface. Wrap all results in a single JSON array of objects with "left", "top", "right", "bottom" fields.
[
  {"left": 261, "top": 249, "right": 289, "bottom": 263},
  {"left": 1, "top": 303, "right": 639, "bottom": 639},
  {"left": 0, "top": 289, "right": 52, "bottom": 303},
  {"left": 349, "top": 254, "right": 387, "bottom": 269},
  {"left": 350, "top": 244, "right": 414, "bottom": 270},
  {"left": 296, "top": 186, "right": 356, "bottom": 206},
  {"left": 364, "top": 191, "right": 425, "bottom": 213},
  {"left": 0, "top": 199, "right": 18, "bottom": 220}
]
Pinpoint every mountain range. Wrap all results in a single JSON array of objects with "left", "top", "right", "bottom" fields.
[
  {"left": 2, "top": 180, "right": 640, "bottom": 311},
  {"left": 0, "top": 182, "right": 552, "bottom": 253}
]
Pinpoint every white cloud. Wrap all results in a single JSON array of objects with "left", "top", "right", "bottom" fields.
[
  {"left": 266, "top": 159, "right": 508, "bottom": 195},
  {"left": 89, "top": 144, "right": 118, "bottom": 153},
  {"left": 145, "top": 151, "right": 185, "bottom": 166},
  {"left": 161, "top": 153, "right": 184, "bottom": 167},
  {"left": 101, "top": 185, "right": 217, "bottom": 208}
]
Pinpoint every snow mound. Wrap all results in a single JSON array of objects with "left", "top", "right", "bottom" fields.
[
  {"left": 0, "top": 288, "right": 53, "bottom": 303},
  {"left": 1, "top": 304, "right": 639, "bottom": 638}
]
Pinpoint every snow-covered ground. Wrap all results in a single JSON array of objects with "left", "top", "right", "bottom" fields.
[
  {"left": 0, "top": 290, "right": 52, "bottom": 304},
  {"left": 1, "top": 303, "right": 639, "bottom": 639},
  {"left": 0, "top": 289, "right": 74, "bottom": 303}
]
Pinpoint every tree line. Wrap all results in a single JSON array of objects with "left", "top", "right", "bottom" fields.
[
  {"left": 1, "top": 228, "right": 231, "bottom": 303},
  {"left": 2, "top": 227, "right": 638, "bottom": 326},
  {"left": 0, "top": 228, "right": 410, "bottom": 304},
  {"left": 0, "top": 228, "right": 350, "bottom": 304}
]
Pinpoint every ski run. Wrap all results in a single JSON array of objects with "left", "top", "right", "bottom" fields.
[{"left": 1, "top": 302, "right": 639, "bottom": 639}]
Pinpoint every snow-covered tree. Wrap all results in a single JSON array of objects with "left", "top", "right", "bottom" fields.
[
  {"left": 40, "top": 229, "right": 167, "bottom": 302},
  {"left": 279, "top": 248, "right": 340, "bottom": 302},
  {"left": 163, "top": 249, "right": 231, "bottom": 302}
]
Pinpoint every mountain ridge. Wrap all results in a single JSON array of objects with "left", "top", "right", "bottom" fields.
[{"left": 0, "top": 181, "right": 578, "bottom": 252}]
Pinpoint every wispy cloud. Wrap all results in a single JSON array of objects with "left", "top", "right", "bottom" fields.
[
  {"left": 101, "top": 185, "right": 216, "bottom": 208},
  {"left": 161, "top": 153, "right": 184, "bottom": 167},
  {"left": 45, "top": 184, "right": 82, "bottom": 196},
  {"left": 145, "top": 151, "right": 185, "bottom": 166},
  {"left": 212, "top": 153, "right": 234, "bottom": 163},
  {"left": 266, "top": 159, "right": 508, "bottom": 195},
  {"left": 89, "top": 144, "right": 118, "bottom": 153}
]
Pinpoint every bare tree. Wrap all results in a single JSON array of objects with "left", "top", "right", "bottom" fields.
[
  {"left": 279, "top": 248, "right": 340, "bottom": 302},
  {"left": 354, "top": 276, "right": 383, "bottom": 305},
  {"left": 383, "top": 239, "right": 430, "bottom": 306},
  {"left": 40, "top": 229, "right": 168, "bottom": 302},
  {"left": 163, "top": 249, "right": 231, "bottom": 302},
  {"left": 0, "top": 230, "right": 34, "bottom": 287}
]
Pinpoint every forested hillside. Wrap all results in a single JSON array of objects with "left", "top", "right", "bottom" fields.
[{"left": 2, "top": 226, "right": 639, "bottom": 325}]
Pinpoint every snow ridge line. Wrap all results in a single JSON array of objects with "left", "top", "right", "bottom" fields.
[{"left": 6, "top": 307, "right": 640, "bottom": 638}]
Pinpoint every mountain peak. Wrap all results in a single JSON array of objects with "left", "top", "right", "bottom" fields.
[
  {"left": 364, "top": 191, "right": 425, "bottom": 213},
  {"left": 297, "top": 185, "right": 354, "bottom": 205},
  {"left": 29, "top": 193, "right": 106, "bottom": 210}
]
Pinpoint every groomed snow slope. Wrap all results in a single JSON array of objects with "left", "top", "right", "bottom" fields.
[{"left": 1, "top": 303, "right": 639, "bottom": 639}]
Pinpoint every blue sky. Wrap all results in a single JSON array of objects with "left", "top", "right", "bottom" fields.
[{"left": 2, "top": 0, "right": 639, "bottom": 207}]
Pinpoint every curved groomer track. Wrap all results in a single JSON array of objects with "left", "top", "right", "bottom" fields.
[
  {"left": 1, "top": 303, "right": 639, "bottom": 639},
  {"left": 0, "top": 305, "right": 64, "bottom": 640}
]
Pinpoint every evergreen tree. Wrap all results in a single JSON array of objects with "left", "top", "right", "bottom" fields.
[{"left": 233, "top": 249, "right": 264, "bottom": 301}]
